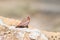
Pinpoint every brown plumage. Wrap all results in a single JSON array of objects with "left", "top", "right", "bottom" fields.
[{"left": 16, "top": 16, "right": 30, "bottom": 28}]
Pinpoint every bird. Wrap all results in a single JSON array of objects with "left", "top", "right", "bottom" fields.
[{"left": 16, "top": 16, "right": 30, "bottom": 28}]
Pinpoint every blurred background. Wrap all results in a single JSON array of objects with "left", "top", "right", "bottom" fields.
[{"left": 0, "top": 0, "right": 60, "bottom": 32}]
